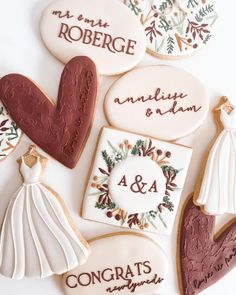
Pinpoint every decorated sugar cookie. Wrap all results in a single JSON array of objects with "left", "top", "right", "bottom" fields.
[
  {"left": 105, "top": 65, "right": 209, "bottom": 141},
  {"left": 123, "top": 0, "right": 218, "bottom": 59},
  {"left": 0, "top": 145, "right": 90, "bottom": 279},
  {"left": 63, "top": 232, "right": 168, "bottom": 295},
  {"left": 82, "top": 127, "right": 192, "bottom": 235},
  {"left": 179, "top": 194, "right": 236, "bottom": 295},
  {"left": 40, "top": 0, "right": 147, "bottom": 75},
  {"left": 195, "top": 97, "right": 236, "bottom": 215},
  {"left": 0, "top": 56, "right": 97, "bottom": 169},
  {"left": 0, "top": 101, "right": 21, "bottom": 161}
]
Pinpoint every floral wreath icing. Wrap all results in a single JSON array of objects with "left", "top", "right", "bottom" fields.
[
  {"left": 0, "top": 101, "right": 21, "bottom": 161},
  {"left": 123, "top": 0, "right": 218, "bottom": 58},
  {"left": 82, "top": 127, "right": 192, "bottom": 235},
  {"left": 63, "top": 233, "right": 168, "bottom": 295}
]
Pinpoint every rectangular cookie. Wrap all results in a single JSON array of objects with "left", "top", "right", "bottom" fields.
[{"left": 82, "top": 127, "right": 192, "bottom": 235}]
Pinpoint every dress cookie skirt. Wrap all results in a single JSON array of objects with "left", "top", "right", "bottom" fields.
[
  {"left": 0, "top": 158, "right": 89, "bottom": 279},
  {"left": 197, "top": 108, "right": 236, "bottom": 215}
]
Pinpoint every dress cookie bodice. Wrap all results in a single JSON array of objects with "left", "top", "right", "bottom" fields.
[
  {"left": 220, "top": 107, "right": 236, "bottom": 130},
  {"left": 20, "top": 157, "right": 42, "bottom": 184}
]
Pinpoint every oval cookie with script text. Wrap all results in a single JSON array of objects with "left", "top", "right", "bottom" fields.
[
  {"left": 63, "top": 233, "right": 168, "bottom": 295},
  {"left": 105, "top": 66, "right": 208, "bottom": 140},
  {"left": 40, "top": 0, "right": 147, "bottom": 75}
]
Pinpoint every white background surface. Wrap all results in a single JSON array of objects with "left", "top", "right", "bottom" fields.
[{"left": 0, "top": 0, "right": 235, "bottom": 294}]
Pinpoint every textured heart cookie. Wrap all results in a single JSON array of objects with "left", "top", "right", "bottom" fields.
[
  {"left": 179, "top": 194, "right": 236, "bottom": 295},
  {"left": 0, "top": 56, "right": 97, "bottom": 168}
]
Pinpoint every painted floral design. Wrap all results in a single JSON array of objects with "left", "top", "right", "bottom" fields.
[
  {"left": 90, "top": 138, "right": 179, "bottom": 230},
  {"left": 123, "top": 0, "right": 218, "bottom": 57},
  {"left": 0, "top": 103, "right": 21, "bottom": 160}
]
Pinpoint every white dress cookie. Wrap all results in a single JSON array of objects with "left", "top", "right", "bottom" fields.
[
  {"left": 0, "top": 146, "right": 89, "bottom": 279},
  {"left": 82, "top": 127, "right": 192, "bottom": 235},
  {"left": 105, "top": 65, "right": 209, "bottom": 141},
  {"left": 40, "top": 0, "right": 147, "bottom": 75},
  {"left": 123, "top": 0, "right": 218, "bottom": 58},
  {"left": 196, "top": 99, "right": 236, "bottom": 215},
  {"left": 0, "top": 101, "right": 21, "bottom": 161},
  {"left": 63, "top": 233, "right": 168, "bottom": 295}
]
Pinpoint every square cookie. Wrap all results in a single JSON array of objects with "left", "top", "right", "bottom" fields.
[{"left": 82, "top": 127, "right": 192, "bottom": 235}]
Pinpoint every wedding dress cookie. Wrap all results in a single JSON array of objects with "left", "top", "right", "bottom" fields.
[
  {"left": 179, "top": 194, "right": 236, "bottom": 294},
  {"left": 123, "top": 0, "right": 218, "bottom": 59},
  {"left": 82, "top": 127, "right": 192, "bottom": 235},
  {"left": 0, "top": 56, "right": 97, "bottom": 169},
  {"left": 105, "top": 65, "right": 209, "bottom": 140},
  {"left": 195, "top": 97, "right": 236, "bottom": 215},
  {"left": 40, "top": 0, "right": 147, "bottom": 75},
  {"left": 0, "top": 145, "right": 90, "bottom": 279},
  {"left": 63, "top": 233, "right": 168, "bottom": 295},
  {"left": 0, "top": 101, "right": 21, "bottom": 161}
]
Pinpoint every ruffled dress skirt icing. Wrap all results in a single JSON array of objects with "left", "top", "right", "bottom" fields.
[
  {"left": 197, "top": 129, "right": 236, "bottom": 215},
  {"left": 0, "top": 183, "right": 89, "bottom": 279}
]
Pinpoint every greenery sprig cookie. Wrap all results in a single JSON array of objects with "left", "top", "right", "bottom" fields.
[
  {"left": 123, "top": 0, "right": 218, "bottom": 59},
  {"left": 0, "top": 101, "right": 22, "bottom": 161}
]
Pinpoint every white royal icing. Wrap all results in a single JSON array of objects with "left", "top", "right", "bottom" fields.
[
  {"left": 109, "top": 156, "right": 166, "bottom": 213},
  {"left": 105, "top": 65, "right": 209, "bottom": 141},
  {"left": 63, "top": 233, "right": 168, "bottom": 295},
  {"left": 0, "top": 101, "right": 21, "bottom": 161},
  {"left": 40, "top": 0, "right": 147, "bottom": 75},
  {"left": 82, "top": 127, "right": 192, "bottom": 235},
  {"left": 0, "top": 157, "right": 89, "bottom": 279},
  {"left": 123, "top": 0, "right": 218, "bottom": 58},
  {"left": 196, "top": 107, "right": 236, "bottom": 215}
]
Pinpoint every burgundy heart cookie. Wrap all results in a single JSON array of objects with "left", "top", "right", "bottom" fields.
[
  {"left": 0, "top": 56, "right": 97, "bottom": 168},
  {"left": 179, "top": 194, "right": 236, "bottom": 295}
]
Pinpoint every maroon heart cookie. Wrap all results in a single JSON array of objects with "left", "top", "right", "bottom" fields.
[
  {"left": 179, "top": 194, "right": 236, "bottom": 295},
  {"left": 0, "top": 56, "right": 97, "bottom": 168}
]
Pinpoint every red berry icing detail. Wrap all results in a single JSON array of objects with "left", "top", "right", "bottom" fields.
[
  {"left": 166, "top": 151, "right": 171, "bottom": 158},
  {"left": 115, "top": 214, "right": 121, "bottom": 221},
  {"left": 157, "top": 149, "right": 163, "bottom": 156},
  {"left": 107, "top": 211, "right": 113, "bottom": 218}
]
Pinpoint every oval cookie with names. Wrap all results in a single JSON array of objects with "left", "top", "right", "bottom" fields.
[
  {"left": 63, "top": 233, "right": 168, "bottom": 295},
  {"left": 40, "top": 0, "right": 147, "bottom": 75},
  {"left": 105, "top": 66, "right": 209, "bottom": 140}
]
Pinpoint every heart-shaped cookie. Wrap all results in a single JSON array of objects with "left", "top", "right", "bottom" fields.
[
  {"left": 0, "top": 56, "right": 97, "bottom": 168},
  {"left": 179, "top": 194, "right": 236, "bottom": 295}
]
